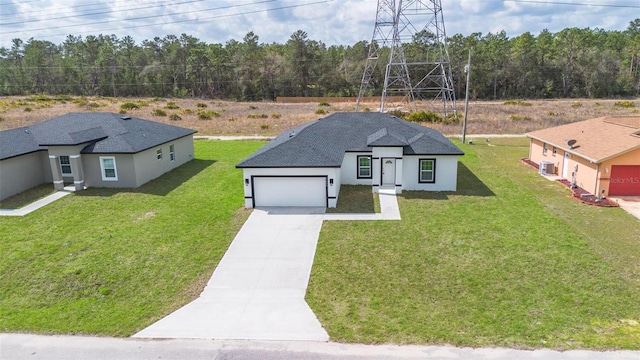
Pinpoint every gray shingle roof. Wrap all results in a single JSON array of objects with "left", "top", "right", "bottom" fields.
[
  {"left": 0, "top": 127, "right": 47, "bottom": 160},
  {"left": 1, "top": 112, "right": 196, "bottom": 160},
  {"left": 236, "top": 112, "right": 463, "bottom": 168}
]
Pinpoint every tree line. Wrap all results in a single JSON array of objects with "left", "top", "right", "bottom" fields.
[{"left": 1, "top": 19, "right": 639, "bottom": 100}]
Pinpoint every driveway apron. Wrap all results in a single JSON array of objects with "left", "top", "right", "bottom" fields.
[{"left": 134, "top": 207, "right": 329, "bottom": 341}]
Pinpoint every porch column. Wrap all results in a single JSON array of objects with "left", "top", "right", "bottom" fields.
[
  {"left": 48, "top": 155, "right": 64, "bottom": 191},
  {"left": 69, "top": 154, "right": 85, "bottom": 191},
  {"left": 395, "top": 158, "right": 403, "bottom": 194}
]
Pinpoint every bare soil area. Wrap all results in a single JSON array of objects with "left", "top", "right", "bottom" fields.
[{"left": 0, "top": 96, "right": 637, "bottom": 135}]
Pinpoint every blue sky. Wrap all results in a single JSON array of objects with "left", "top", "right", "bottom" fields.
[{"left": 0, "top": 0, "right": 638, "bottom": 48}]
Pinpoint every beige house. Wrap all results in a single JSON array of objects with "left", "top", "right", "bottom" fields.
[
  {"left": 526, "top": 116, "right": 640, "bottom": 197},
  {"left": 0, "top": 112, "right": 196, "bottom": 201}
]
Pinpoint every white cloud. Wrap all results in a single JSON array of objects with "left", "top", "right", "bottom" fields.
[{"left": 0, "top": 0, "right": 636, "bottom": 48}]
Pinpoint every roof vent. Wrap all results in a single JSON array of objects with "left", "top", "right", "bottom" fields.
[
  {"left": 121, "top": 115, "right": 131, "bottom": 120},
  {"left": 289, "top": 131, "right": 296, "bottom": 138}
]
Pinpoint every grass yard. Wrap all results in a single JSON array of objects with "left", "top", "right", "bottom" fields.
[
  {"left": 327, "top": 185, "right": 381, "bottom": 214},
  {"left": 307, "top": 137, "right": 640, "bottom": 350},
  {"left": 0, "top": 140, "right": 265, "bottom": 336}
]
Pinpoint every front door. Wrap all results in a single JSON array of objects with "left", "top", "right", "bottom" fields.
[
  {"left": 382, "top": 158, "right": 395, "bottom": 186},
  {"left": 562, "top": 152, "right": 570, "bottom": 178}
]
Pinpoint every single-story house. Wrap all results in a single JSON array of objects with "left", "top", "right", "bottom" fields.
[
  {"left": 236, "top": 112, "right": 464, "bottom": 208},
  {"left": 526, "top": 116, "right": 640, "bottom": 197},
  {"left": 0, "top": 112, "right": 196, "bottom": 201}
]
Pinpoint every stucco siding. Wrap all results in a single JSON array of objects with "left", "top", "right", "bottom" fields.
[
  {"left": 132, "top": 135, "right": 194, "bottom": 187},
  {"left": 82, "top": 153, "right": 137, "bottom": 188},
  {"left": 529, "top": 139, "right": 563, "bottom": 174},
  {"left": 0, "top": 151, "right": 51, "bottom": 201},
  {"left": 402, "top": 155, "right": 459, "bottom": 191},
  {"left": 340, "top": 152, "right": 373, "bottom": 185}
]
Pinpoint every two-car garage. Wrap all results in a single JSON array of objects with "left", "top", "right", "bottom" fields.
[{"left": 251, "top": 176, "right": 328, "bottom": 207}]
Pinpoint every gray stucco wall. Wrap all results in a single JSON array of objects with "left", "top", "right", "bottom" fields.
[
  {"left": 81, "top": 135, "right": 194, "bottom": 189},
  {"left": 133, "top": 135, "right": 194, "bottom": 187},
  {"left": 0, "top": 151, "right": 52, "bottom": 201},
  {"left": 82, "top": 153, "right": 137, "bottom": 188}
]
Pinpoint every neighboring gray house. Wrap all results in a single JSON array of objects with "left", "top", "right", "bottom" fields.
[
  {"left": 237, "top": 112, "right": 464, "bottom": 208},
  {"left": 0, "top": 112, "right": 196, "bottom": 201}
]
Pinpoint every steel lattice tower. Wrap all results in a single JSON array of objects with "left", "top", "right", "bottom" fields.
[{"left": 356, "top": 0, "right": 456, "bottom": 116}]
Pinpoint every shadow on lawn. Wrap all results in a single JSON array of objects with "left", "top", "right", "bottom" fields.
[
  {"left": 402, "top": 163, "right": 494, "bottom": 201},
  {"left": 76, "top": 159, "right": 216, "bottom": 197}
]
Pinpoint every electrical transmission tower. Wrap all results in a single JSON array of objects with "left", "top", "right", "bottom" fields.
[{"left": 356, "top": 0, "right": 457, "bottom": 116}]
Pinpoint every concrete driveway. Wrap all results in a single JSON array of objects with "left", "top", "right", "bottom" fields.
[
  {"left": 610, "top": 196, "right": 640, "bottom": 221},
  {"left": 134, "top": 207, "right": 329, "bottom": 341},
  {"left": 135, "top": 191, "right": 401, "bottom": 341}
]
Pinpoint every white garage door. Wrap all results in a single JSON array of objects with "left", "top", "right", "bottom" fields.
[{"left": 253, "top": 176, "right": 327, "bottom": 207}]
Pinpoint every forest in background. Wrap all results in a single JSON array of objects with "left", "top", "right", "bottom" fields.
[{"left": 1, "top": 18, "right": 639, "bottom": 100}]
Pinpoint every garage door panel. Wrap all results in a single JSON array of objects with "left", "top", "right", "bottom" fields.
[
  {"left": 253, "top": 177, "right": 327, "bottom": 207},
  {"left": 609, "top": 166, "right": 640, "bottom": 196}
]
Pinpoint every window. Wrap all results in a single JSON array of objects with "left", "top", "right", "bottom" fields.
[
  {"left": 156, "top": 148, "right": 163, "bottom": 160},
  {"left": 169, "top": 144, "right": 175, "bottom": 162},
  {"left": 357, "top": 155, "right": 372, "bottom": 179},
  {"left": 552, "top": 146, "right": 557, "bottom": 155},
  {"left": 419, "top": 159, "right": 436, "bottom": 183},
  {"left": 543, "top": 143, "right": 548, "bottom": 154},
  {"left": 100, "top": 156, "right": 118, "bottom": 181},
  {"left": 59, "top": 155, "right": 72, "bottom": 176}
]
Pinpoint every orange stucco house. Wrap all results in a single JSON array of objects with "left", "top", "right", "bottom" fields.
[{"left": 526, "top": 116, "right": 640, "bottom": 197}]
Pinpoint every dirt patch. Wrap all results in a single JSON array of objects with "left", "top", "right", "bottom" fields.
[{"left": 0, "top": 96, "right": 637, "bottom": 135}]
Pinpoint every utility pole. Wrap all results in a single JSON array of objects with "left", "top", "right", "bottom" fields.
[{"left": 462, "top": 49, "right": 471, "bottom": 144}]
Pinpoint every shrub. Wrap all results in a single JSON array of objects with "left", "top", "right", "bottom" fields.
[
  {"left": 571, "top": 102, "right": 582, "bottom": 108},
  {"left": 169, "top": 113, "right": 182, "bottom": 121},
  {"left": 260, "top": 124, "right": 269, "bottom": 130},
  {"left": 386, "top": 109, "right": 407, "bottom": 119},
  {"left": 614, "top": 100, "right": 635, "bottom": 108},
  {"left": 24, "top": 107, "right": 32, "bottom": 112},
  {"left": 271, "top": 113, "right": 281, "bottom": 119},
  {"left": 509, "top": 114, "right": 532, "bottom": 121},
  {"left": 0, "top": 116, "right": 5, "bottom": 122},
  {"left": 504, "top": 100, "right": 532, "bottom": 106},
  {"left": 407, "top": 110, "right": 443, "bottom": 123},
  {"left": 120, "top": 102, "right": 139, "bottom": 110},
  {"left": 249, "top": 105, "right": 258, "bottom": 110},
  {"left": 151, "top": 109, "right": 167, "bottom": 116},
  {"left": 182, "top": 108, "right": 194, "bottom": 115},
  {"left": 318, "top": 101, "right": 331, "bottom": 107},
  {"left": 315, "top": 109, "right": 328, "bottom": 115},
  {"left": 165, "top": 102, "right": 180, "bottom": 110},
  {"left": 196, "top": 102, "right": 208, "bottom": 108},
  {"left": 248, "top": 114, "right": 268, "bottom": 119},
  {"left": 27, "top": 94, "right": 52, "bottom": 102},
  {"left": 72, "top": 97, "right": 88, "bottom": 107},
  {"left": 86, "top": 102, "right": 102, "bottom": 108},
  {"left": 198, "top": 110, "right": 220, "bottom": 120}
]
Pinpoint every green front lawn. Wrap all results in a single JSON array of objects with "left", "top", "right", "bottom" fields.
[
  {"left": 307, "top": 138, "right": 640, "bottom": 350},
  {"left": 0, "top": 140, "right": 265, "bottom": 336}
]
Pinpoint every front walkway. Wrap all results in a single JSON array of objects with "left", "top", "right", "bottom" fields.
[
  {"left": 0, "top": 187, "right": 73, "bottom": 217},
  {"left": 134, "top": 191, "right": 401, "bottom": 341}
]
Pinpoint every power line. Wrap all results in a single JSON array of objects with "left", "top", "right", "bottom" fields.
[
  {"left": 505, "top": 0, "right": 640, "bottom": 8},
  {"left": 1, "top": 0, "right": 334, "bottom": 40},
  {"left": 2, "top": 0, "right": 206, "bottom": 26},
  {"left": 0, "top": 0, "right": 167, "bottom": 17},
  {"left": 0, "top": 0, "right": 278, "bottom": 35}
]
